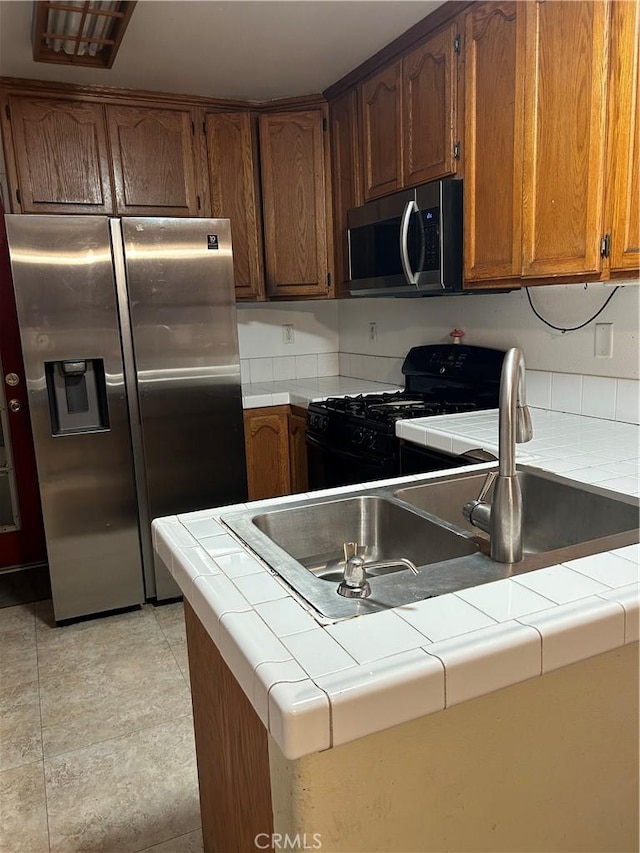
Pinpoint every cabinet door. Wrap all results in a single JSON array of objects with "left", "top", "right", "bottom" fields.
[
  {"left": 521, "top": 1, "right": 609, "bottom": 278},
  {"left": 243, "top": 408, "right": 291, "bottom": 501},
  {"left": 288, "top": 408, "right": 309, "bottom": 495},
  {"left": 402, "top": 23, "right": 459, "bottom": 187},
  {"left": 259, "top": 109, "right": 330, "bottom": 298},
  {"left": 463, "top": 2, "right": 525, "bottom": 285},
  {"left": 330, "top": 89, "right": 362, "bottom": 296},
  {"left": 361, "top": 62, "right": 403, "bottom": 200},
  {"left": 205, "top": 111, "right": 265, "bottom": 300},
  {"left": 6, "top": 96, "right": 113, "bottom": 214},
  {"left": 606, "top": 0, "right": 640, "bottom": 275},
  {"left": 107, "top": 105, "right": 200, "bottom": 216}
]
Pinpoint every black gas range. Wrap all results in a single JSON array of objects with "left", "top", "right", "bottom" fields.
[{"left": 306, "top": 344, "right": 505, "bottom": 490}]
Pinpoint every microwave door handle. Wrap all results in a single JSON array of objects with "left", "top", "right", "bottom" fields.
[{"left": 400, "top": 200, "right": 419, "bottom": 286}]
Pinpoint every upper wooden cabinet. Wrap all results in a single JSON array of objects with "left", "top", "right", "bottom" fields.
[
  {"left": 521, "top": 1, "right": 609, "bottom": 279},
  {"left": 329, "top": 88, "right": 362, "bottom": 296},
  {"left": 361, "top": 62, "right": 403, "bottom": 200},
  {"left": 259, "top": 108, "right": 332, "bottom": 298},
  {"left": 204, "top": 111, "right": 265, "bottom": 300},
  {"left": 463, "top": 1, "right": 525, "bottom": 285},
  {"left": 106, "top": 105, "right": 200, "bottom": 217},
  {"left": 5, "top": 96, "right": 113, "bottom": 214},
  {"left": 402, "top": 22, "right": 459, "bottom": 187},
  {"left": 359, "top": 26, "right": 459, "bottom": 202},
  {"left": 605, "top": 0, "right": 639, "bottom": 275}
]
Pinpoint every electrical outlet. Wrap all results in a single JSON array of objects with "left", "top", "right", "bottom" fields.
[
  {"left": 369, "top": 322, "right": 377, "bottom": 342},
  {"left": 283, "top": 323, "right": 295, "bottom": 345},
  {"left": 594, "top": 323, "right": 613, "bottom": 358}
]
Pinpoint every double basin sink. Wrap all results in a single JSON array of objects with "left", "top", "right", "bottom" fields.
[{"left": 222, "top": 466, "right": 639, "bottom": 620}]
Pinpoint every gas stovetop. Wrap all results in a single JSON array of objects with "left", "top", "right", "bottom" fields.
[{"left": 315, "top": 391, "right": 480, "bottom": 425}]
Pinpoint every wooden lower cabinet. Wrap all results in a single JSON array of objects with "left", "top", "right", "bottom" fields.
[{"left": 243, "top": 405, "right": 308, "bottom": 501}]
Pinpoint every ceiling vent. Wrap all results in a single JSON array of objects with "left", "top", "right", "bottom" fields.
[{"left": 32, "top": 1, "right": 136, "bottom": 68}]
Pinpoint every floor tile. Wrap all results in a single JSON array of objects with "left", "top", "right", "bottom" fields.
[
  {"left": 36, "top": 605, "right": 167, "bottom": 674},
  {"left": 0, "top": 761, "right": 49, "bottom": 853},
  {"left": 0, "top": 679, "right": 42, "bottom": 771},
  {"left": 0, "top": 601, "right": 36, "bottom": 634},
  {"left": 136, "top": 828, "right": 204, "bottom": 853},
  {"left": 153, "top": 601, "right": 187, "bottom": 646},
  {"left": 39, "top": 643, "right": 192, "bottom": 758},
  {"left": 45, "top": 716, "right": 200, "bottom": 853},
  {"left": 0, "top": 625, "right": 38, "bottom": 689}
]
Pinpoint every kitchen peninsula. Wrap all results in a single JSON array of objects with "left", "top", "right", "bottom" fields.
[{"left": 154, "top": 407, "right": 639, "bottom": 853}]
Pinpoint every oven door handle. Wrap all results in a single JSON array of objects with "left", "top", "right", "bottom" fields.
[
  {"left": 400, "top": 200, "right": 420, "bottom": 287},
  {"left": 306, "top": 434, "right": 389, "bottom": 467}
]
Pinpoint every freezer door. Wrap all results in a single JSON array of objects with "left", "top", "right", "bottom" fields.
[
  {"left": 120, "top": 218, "right": 247, "bottom": 596},
  {"left": 5, "top": 215, "right": 144, "bottom": 620}
]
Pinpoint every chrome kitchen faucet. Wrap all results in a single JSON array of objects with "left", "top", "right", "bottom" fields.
[{"left": 462, "top": 348, "right": 533, "bottom": 563}]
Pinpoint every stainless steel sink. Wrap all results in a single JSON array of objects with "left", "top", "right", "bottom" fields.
[
  {"left": 394, "top": 468, "right": 639, "bottom": 556},
  {"left": 222, "top": 465, "right": 639, "bottom": 621},
  {"left": 253, "top": 495, "right": 477, "bottom": 581}
]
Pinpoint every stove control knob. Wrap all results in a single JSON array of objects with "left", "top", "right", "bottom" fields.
[
  {"left": 366, "top": 431, "right": 376, "bottom": 450},
  {"left": 321, "top": 416, "right": 328, "bottom": 432},
  {"left": 353, "top": 427, "right": 364, "bottom": 445}
]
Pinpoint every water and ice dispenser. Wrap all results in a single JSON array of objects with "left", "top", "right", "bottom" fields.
[{"left": 45, "top": 359, "right": 110, "bottom": 435}]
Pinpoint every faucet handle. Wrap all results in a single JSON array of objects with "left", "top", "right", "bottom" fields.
[{"left": 477, "top": 470, "right": 498, "bottom": 502}]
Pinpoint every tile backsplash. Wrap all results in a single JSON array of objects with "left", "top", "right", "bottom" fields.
[
  {"left": 241, "top": 352, "right": 339, "bottom": 384},
  {"left": 235, "top": 295, "right": 639, "bottom": 425},
  {"left": 338, "top": 353, "right": 639, "bottom": 425}
]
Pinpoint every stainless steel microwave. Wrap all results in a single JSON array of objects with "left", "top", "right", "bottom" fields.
[{"left": 347, "top": 178, "right": 463, "bottom": 297}]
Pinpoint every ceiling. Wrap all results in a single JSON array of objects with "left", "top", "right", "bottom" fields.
[{"left": 0, "top": 1, "right": 443, "bottom": 100}]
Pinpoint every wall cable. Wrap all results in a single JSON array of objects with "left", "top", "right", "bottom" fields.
[{"left": 524, "top": 285, "right": 620, "bottom": 333}]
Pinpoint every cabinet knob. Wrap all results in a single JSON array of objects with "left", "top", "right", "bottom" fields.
[
  {"left": 5, "top": 373, "right": 19, "bottom": 387},
  {"left": 8, "top": 399, "right": 21, "bottom": 413}
]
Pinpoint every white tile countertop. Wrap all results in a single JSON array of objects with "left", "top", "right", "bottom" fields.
[
  {"left": 241, "top": 376, "right": 401, "bottom": 409},
  {"left": 153, "top": 408, "right": 639, "bottom": 760}
]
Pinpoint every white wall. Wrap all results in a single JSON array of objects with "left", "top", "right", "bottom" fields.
[{"left": 338, "top": 282, "right": 639, "bottom": 381}]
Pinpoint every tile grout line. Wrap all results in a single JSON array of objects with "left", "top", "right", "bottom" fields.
[{"left": 34, "top": 604, "right": 53, "bottom": 853}]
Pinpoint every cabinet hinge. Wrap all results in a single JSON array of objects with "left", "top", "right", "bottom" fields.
[
  {"left": 15, "top": 188, "right": 21, "bottom": 205},
  {"left": 600, "top": 233, "right": 611, "bottom": 258},
  {"left": 4, "top": 105, "right": 10, "bottom": 121},
  {"left": 202, "top": 120, "right": 206, "bottom": 134},
  {"left": 322, "top": 117, "right": 327, "bottom": 132},
  {"left": 196, "top": 195, "right": 201, "bottom": 210},
  {"left": 453, "top": 141, "right": 461, "bottom": 160},
  {"left": 454, "top": 34, "right": 461, "bottom": 54},
  {"left": 191, "top": 121, "right": 195, "bottom": 136},
  {"left": 327, "top": 272, "right": 332, "bottom": 289}
]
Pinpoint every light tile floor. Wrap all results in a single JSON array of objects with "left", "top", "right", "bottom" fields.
[{"left": 0, "top": 600, "right": 203, "bottom": 853}]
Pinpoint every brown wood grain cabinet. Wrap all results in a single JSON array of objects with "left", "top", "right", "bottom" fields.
[
  {"left": 243, "top": 405, "right": 308, "bottom": 501},
  {"left": 106, "top": 104, "right": 200, "bottom": 216},
  {"left": 402, "top": 22, "right": 459, "bottom": 188},
  {"left": 259, "top": 108, "right": 332, "bottom": 298},
  {"left": 5, "top": 96, "right": 113, "bottom": 214},
  {"left": 463, "top": 1, "right": 525, "bottom": 286},
  {"left": 329, "top": 88, "right": 362, "bottom": 296},
  {"left": 605, "top": 0, "right": 640, "bottom": 276},
  {"left": 204, "top": 110, "right": 265, "bottom": 300},
  {"left": 243, "top": 407, "right": 291, "bottom": 501},
  {"left": 521, "top": 1, "right": 609, "bottom": 280},
  {"left": 361, "top": 61, "right": 403, "bottom": 200}
]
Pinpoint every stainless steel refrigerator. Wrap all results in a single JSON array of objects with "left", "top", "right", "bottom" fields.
[{"left": 5, "top": 215, "right": 247, "bottom": 621}]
